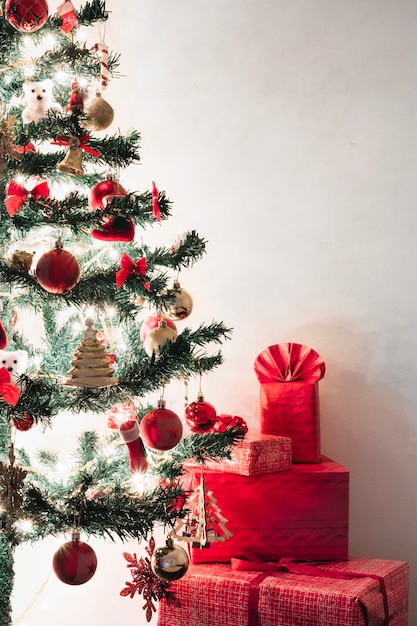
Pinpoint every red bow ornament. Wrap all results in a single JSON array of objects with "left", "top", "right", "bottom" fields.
[
  {"left": 116, "top": 253, "right": 150, "bottom": 290},
  {"left": 0, "top": 367, "right": 20, "bottom": 406},
  {"left": 51, "top": 135, "right": 101, "bottom": 157},
  {"left": 4, "top": 180, "right": 50, "bottom": 217},
  {"left": 151, "top": 181, "right": 161, "bottom": 222}
]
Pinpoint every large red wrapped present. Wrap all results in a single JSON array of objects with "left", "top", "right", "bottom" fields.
[
  {"left": 254, "top": 343, "right": 325, "bottom": 463},
  {"left": 185, "top": 456, "right": 348, "bottom": 564},
  {"left": 186, "top": 433, "right": 292, "bottom": 476},
  {"left": 158, "top": 557, "right": 409, "bottom": 626}
]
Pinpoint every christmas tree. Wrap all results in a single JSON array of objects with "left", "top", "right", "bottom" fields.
[{"left": 0, "top": 2, "right": 244, "bottom": 624}]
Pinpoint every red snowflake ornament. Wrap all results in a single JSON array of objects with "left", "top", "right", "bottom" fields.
[{"left": 120, "top": 537, "right": 180, "bottom": 622}]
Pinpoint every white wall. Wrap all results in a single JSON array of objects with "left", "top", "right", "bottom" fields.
[{"left": 12, "top": 1, "right": 417, "bottom": 624}]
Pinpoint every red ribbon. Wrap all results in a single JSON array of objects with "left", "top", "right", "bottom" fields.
[
  {"left": 231, "top": 552, "right": 389, "bottom": 626},
  {"left": 0, "top": 367, "right": 20, "bottom": 406},
  {"left": 4, "top": 180, "right": 50, "bottom": 217},
  {"left": 116, "top": 253, "right": 150, "bottom": 290},
  {"left": 52, "top": 135, "right": 100, "bottom": 157},
  {"left": 151, "top": 181, "right": 161, "bottom": 222}
]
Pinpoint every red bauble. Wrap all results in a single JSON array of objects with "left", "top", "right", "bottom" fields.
[
  {"left": 5, "top": 0, "right": 49, "bottom": 33},
  {"left": 89, "top": 176, "right": 127, "bottom": 211},
  {"left": 185, "top": 393, "right": 217, "bottom": 433},
  {"left": 140, "top": 400, "right": 183, "bottom": 451},
  {"left": 13, "top": 413, "right": 34, "bottom": 431},
  {"left": 140, "top": 314, "right": 177, "bottom": 343},
  {"left": 53, "top": 532, "right": 97, "bottom": 585},
  {"left": 36, "top": 243, "right": 80, "bottom": 294}
]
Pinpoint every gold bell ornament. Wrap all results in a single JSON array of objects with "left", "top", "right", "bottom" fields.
[
  {"left": 56, "top": 135, "right": 84, "bottom": 176},
  {"left": 54, "top": 134, "right": 100, "bottom": 177}
]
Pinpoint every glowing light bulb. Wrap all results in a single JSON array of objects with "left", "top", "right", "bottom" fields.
[
  {"left": 77, "top": 76, "right": 89, "bottom": 89},
  {"left": 16, "top": 518, "right": 34, "bottom": 533},
  {"left": 106, "top": 306, "right": 116, "bottom": 318},
  {"left": 72, "top": 321, "right": 84, "bottom": 334},
  {"left": 56, "top": 306, "right": 77, "bottom": 326},
  {"left": 76, "top": 27, "right": 87, "bottom": 41},
  {"left": 45, "top": 34, "right": 55, "bottom": 48},
  {"left": 32, "top": 354, "right": 42, "bottom": 368},
  {"left": 24, "top": 65, "right": 35, "bottom": 78},
  {"left": 130, "top": 472, "right": 157, "bottom": 494},
  {"left": 55, "top": 461, "right": 75, "bottom": 483},
  {"left": 102, "top": 444, "right": 117, "bottom": 460},
  {"left": 85, "top": 306, "right": 96, "bottom": 319},
  {"left": 54, "top": 70, "right": 68, "bottom": 84},
  {"left": 107, "top": 247, "right": 119, "bottom": 261}
]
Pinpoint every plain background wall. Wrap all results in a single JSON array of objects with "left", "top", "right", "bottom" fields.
[{"left": 11, "top": 1, "right": 417, "bottom": 624}]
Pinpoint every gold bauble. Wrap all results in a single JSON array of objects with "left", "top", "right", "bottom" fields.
[
  {"left": 83, "top": 93, "right": 114, "bottom": 131},
  {"left": 151, "top": 537, "right": 189, "bottom": 581},
  {"left": 143, "top": 320, "right": 178, "bottom": 357},
  {"left": 168, "top": 280, "right": 193, "bottom": 320}
]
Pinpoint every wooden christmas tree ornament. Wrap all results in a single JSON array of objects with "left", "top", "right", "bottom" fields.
[{"left": 65, "top": 318, "right": 118, "bottom": 388}]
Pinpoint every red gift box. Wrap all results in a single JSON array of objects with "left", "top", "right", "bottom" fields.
[
  {"left": 254, "top": 343, "right": 326, "bottom": 463},
  {"left": 259, "top": 381, "right": 320, "bottom": 463},
  {"left": 186, "top": 433, "right": 292, "bottom": 476},
  {"left": 186, "top": 456, "right": 349, "bottom": 564},
  {"left": 158, "top": 557, "right": 409, "bottom": 626}
]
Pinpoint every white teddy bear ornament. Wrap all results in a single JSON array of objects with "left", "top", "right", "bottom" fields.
[
  {"left": 0, "top": 349, "right": 28, "bottom": 385},
  {"left": 22, "top": 79, "right": 63, "bottom": 124}
]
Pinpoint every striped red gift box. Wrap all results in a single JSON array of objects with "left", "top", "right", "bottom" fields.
[{"left": 158, "top": 557, "right": 409, "bottom": 626}]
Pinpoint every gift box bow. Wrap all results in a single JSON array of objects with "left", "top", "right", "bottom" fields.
[
  {"left": 254, "top": 342, "right": 325, "bottom": 384},
  {"left": 231, "top": 552, "right": 389, "bottom": 626}
]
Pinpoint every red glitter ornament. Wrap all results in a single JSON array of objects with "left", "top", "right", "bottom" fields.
[
  {"left": 185, "top": 392, "right": 217, "bottom": 433},
  {"left": 120, "top": 537, "right": 180, "bottom": 622},
  {"left": 36, "top": 240, "right": 80, "bottom": 294},
  {"left": 52, "top": 531, "right": 97, "bottom": 585},
  {"left": 13, "top": 413, "right": 34, "bottom": 431},
  {"left": 5, "top": 0, "right": 49, "bottom": 33},
  {"left": 140, "top": 399, "right": 183, "bottom": 451}
]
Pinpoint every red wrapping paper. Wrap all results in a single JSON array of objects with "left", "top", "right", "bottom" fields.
[
  {"left": 254, "top": 344, "right": 325, "bottom": 463},
  {"left": 186, "top": 433, "right": 292, "bottom": 476},
  {"left": 158, "top": 557, "right": 409, "bottom": 626},
  {"left": 187, "top": 457, "right": 349, "bottom": 564}
]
